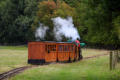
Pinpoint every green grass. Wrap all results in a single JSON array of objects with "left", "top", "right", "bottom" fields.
[
  {"left": 0, "top": 46, "right": 120, "bottom": 80},
  {"left": 0, "top": 46, "right": 28, "bottom": 73},
  {"left": 0, "top": 45, "right": 28, "bottom": 50},
  {"left": 11, "top": 56, "right": 120, "bottom": 80},
  {"left": 82, "top": 48, "right": 109, "bottom": 57}
]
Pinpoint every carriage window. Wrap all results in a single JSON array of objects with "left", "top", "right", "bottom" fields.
[
  {"left": 46, "top": 44, "right": 74, "bottom": 52},
  {"left": 58, "top": 45, "right": 74, "bottom": 52},
  {"left": 46, "top": 45, "right": 56, "bottom": 52}
]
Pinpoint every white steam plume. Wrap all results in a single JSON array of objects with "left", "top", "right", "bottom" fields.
[
  {"left": 52, "top": 17, "right": 80, "bottom": 41},
  {"left": 35, "top": 23, "right": 49, "bottom": 41}
]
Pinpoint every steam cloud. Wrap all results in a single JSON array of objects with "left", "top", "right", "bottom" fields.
[
  {"left": 35, "top": 23, "right": 49, "bottom": 41},
  {"left": 35, "top": 17, "right": 80, "bottom": 41},
  {"left": 52, "top": 17, "right": 80, "bottom": 41}
]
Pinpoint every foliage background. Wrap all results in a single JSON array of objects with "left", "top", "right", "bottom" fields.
[{"left": 0, "top": 0, "right": 120, "bottom": 48}]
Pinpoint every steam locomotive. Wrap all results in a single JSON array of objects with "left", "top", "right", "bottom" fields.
[{"left": 28, "top": 41, "right": 83, "bottom": 64}]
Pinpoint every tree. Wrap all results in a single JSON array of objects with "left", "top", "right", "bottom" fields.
[
  {"left": 0, "top": 0, "right": 38, "bottom": 44},
  {"left": 75, "top": 0, "right": 120, "bottom": 46},
  {"left": 32, "top": 0, "right": 76, "bottom": 41},
  {"left": 113, "top": 16, "right": 120, "bottom": 40}
]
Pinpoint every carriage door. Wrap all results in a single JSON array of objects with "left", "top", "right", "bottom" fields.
[
  {"left": 57, "top": 44, "right": 70, "bottom": 62},
  {"left": 45, "top": 44, "right": 57, "bottom": 62}
]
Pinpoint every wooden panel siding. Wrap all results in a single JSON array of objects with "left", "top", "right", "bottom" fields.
[
  {"left": 45, "top": 43, "right": 57, "bottom": 62},
  {"left": 28, "top": 42, "right": 45, "bottom": 60},
  {"left": 28, "top": 42, "right": 81, "bottom": 64}
]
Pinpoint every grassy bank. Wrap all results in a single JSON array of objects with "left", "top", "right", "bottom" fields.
[
  {"left": 11, "top": 56, "right": 120, "bottom": 80},
  {"left": 0, "top": 46, "right": 120, "bottom": 80},
  {"left": 0, "top": 46, "right": 28, "bottom": 73}
]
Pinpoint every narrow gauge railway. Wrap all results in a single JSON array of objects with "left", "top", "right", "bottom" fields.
[
  {"left": 0, "top": 66, "right": 33, "bottom": 80},
  {"left": 0, "top": 53, "right": 109, "bottom": 80},
  {"left": 0, "top": 41, "right": 109, "bottom": 80}
]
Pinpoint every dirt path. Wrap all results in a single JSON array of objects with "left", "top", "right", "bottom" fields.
[{"left": 0, "top": 53, "right": 109, "bottom": 80}]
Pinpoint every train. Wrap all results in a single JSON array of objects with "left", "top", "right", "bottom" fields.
[{"left": 28, "top": 41, "right": 83, "bottom": 64}]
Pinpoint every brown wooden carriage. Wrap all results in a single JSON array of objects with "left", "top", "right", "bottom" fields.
[{"left": 28, "top": 41, "right": 82, "bottom": 64}]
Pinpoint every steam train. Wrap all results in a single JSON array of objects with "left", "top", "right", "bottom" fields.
[{"left": 28, "top": 41, "right": 83, "bottom": 64}]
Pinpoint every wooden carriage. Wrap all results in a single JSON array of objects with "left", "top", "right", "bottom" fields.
[{"left": 28, "top": 41, "right": 82, "bottom": 64}]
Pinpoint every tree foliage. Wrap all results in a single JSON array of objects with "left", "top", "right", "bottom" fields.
[
  {"left": 0, "top": 0, "right": 38, "bottom": 44},
  {"left": 75, "top": 0, "right": 120, "bottom": 46},
  {"left": 32, "top": 0, "right": 76, "bottom": 41},
  {"left": 0, "top": 0, "right": 119, "bottom": 47}
]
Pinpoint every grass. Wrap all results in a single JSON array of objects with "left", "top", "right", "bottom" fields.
[
  {"left": 0, "top": 46, "right": 28, "bottom": 50},
  {"left": 0, "top": 46, "right": 120, "bottom": 80},
  {"left": 82, "top": 48, "right": 109, "bottom": 57},
  {"left": 11, "top": 56, "right": 120, "bottom": 80},
  {"left": 0, "top": 46, "right": 28, "bottom": 73}
]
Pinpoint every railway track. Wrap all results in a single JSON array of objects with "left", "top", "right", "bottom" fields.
[
  {"left": 0, "top": 53, "right": 109, "bottom": 80},
  {"left": 0, "top": 66, "right": 36, "bottom": 80},
  {"left": 83, "top": 53, "right": 109, "bottom": 60}
]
